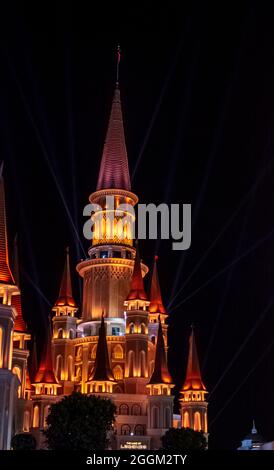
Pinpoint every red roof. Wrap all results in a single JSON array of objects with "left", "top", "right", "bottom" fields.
[
  {"left": 148, "top": 318, "right": 173, "bottom": 385},
  {"left": 126, "top": 245, "right": 147, "bottom": 301},
  {"left": 0, "top": 168, "right": 15, "bottom": 286},
  {"left": 54, "top": 247, "right": 77, "bottom": 308},
  {"left": 11, "top": 294, "right": 27, "bottom": 333},
  {"left": 182, "top": 328, "right": 206, "bottom": 392},
  {"left": 96, "top": 86, "right": 131, "bottom": 191},
  {"left": 149, "top": 256, "right": 166, "bottom": 314},
  {"left": 90, "top": 315, "right": 115, "bottom": 382},
  {"left": 34, "top": 327, "right": 59, "bottom": 385}
]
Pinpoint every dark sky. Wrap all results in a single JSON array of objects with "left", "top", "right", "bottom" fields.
[{"left": 1, "top": 1, "right": 274, "bottom": 449}]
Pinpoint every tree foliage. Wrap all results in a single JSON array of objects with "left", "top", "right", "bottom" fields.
[
  {"left": 44, "top": 392, "right": 116, "bottom": 450},
  {"left": 11, "top": 433, "right": 37, "bottom": 450},
  {"left": 161, "top": 427, "right": 207, "bottom": 451}
]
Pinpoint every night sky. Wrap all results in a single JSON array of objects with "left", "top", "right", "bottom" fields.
[{"left": 1, "top": 1, "right": 274, "bottom": 449}]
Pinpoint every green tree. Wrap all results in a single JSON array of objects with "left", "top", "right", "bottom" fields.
[
  {"left": 11, "top": 433, "right": 37, "bottom": 450},
  {"left": 44, "top": 392, "right": 116, "bottom": 450},
  {"left": 162, "top": 427, "right": 207, "bottom": 451}
]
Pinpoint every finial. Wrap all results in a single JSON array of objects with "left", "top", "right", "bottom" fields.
[
  {"left": 154, "top": 255, "right": 159, "bottom": 261},
  {"left": 252, "top": 419, "right": 257, "bottom": 434},
  {"left": 116, "top": 44, "right": 121, "bottom": 86}
]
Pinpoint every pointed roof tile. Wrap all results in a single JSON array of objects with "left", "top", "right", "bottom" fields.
[
  {"left": 0, "top": 164, "right": 15, "bottom": 285},
  {"left": 55, "top": 247, "right": 77, "bottom": 308},
  {"left": 126, "top": 244, "right": 147, "bottom": 301},
  {"left": 96, "top": 85, "right": 131, "bottom": 191},
  {"left": 182, "top": 327, "right": 206, "bottom": 391},
  {"left": 90, "top": 315, "right": 115, "bottom": 382},
  {"left": 148, "top": 318, "right": 173, "bottom": 385},
  {"left": 34, "top": 325, "right": 59, "bottom": 385},
  {"left": 149, "top": 256, "right": 166, "bottom": 314}
]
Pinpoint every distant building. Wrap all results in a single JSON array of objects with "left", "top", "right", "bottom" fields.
[{"left": 237, "top": 421, "right": 274, "bottom": 450}]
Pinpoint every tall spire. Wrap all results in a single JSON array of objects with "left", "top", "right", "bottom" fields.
[
  {"left": 148, "top": 318, "right": 173, "bottom": 385},
  {"left": 126, "top": 243, "right": 147, "bottom": 301},
  {"left": 10, "top": 235, "right": 27, "bottom": 332},
  {"left": 90, "top": 314, "right": 115, "bottom": 382},
  {"left": 149, "top": 256, "right": 166, "bottom": 314},
  {"left": 182, "top": 327, "right": 206, "bottom": 391},
  {"left": 34, "top": 324, "right": 58, "bottom": 385},
  {"left": 54, "top": 247, "right": 76, "bottom": 307},
  {"left": 0, "top": 163, "right": 15, "bottom": 285},
  {"left": 96, "top": 49, "right": 131, "bottom": 191}
]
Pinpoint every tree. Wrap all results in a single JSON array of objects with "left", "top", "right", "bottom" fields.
[
  {"left": 161, "top": 427, "right": 207, "bottom": 451},
  {"left": 11, "top": 433, "right": 37, "bottom": 450},
  {"left": 44, "top": 392, "right": 116, "bottom": 450}
]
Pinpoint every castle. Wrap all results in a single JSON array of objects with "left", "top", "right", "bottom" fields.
[{"left": 0, "top": 73, "right": 208, "bottom": 450}]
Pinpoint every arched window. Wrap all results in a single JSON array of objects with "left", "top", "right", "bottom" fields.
[
  {"left": 129, "top": 323, "right": 135, "bottom": 334},
  {"left": 55, "top": 355, "right": 63, "bottom": 381},
  {"left": 76, "top": 366, "right": 82, "bottom": 380},
  {"left": 91, "top": 345, "right": 97, "bottom": 359},
  {"left": 69, "top": 329, "right": 74, "bottom": 339},
  {"left": 58, "top": 329, "right": 63, "bottom": 339},
  {"left": 140, "top": 323, "right": 146, "bottom": 334},
  {"left": 76, "top": 346, "right": 82, "bottom": 360},
  {"left": 121, "top": 424, "right": 131, "bottom": 435},
  {"left": 12, "top": 366, "right": 22, "bottom": 398},
  {"left": 152, "top": 406, "right": 159, "bottom": 429},
  {"left": 112, "top": 345, "right": 123, "bottom": 359},
  {"left": 23, "top": 410, "right": 30, "bottom": 432},
  {"left": 164, "top": 407, "right": 171, "bottom": 428},
  {"left": 43, "top": 405, "right": 50, "bottom": 428},
  {"left": 119, "top": 404, "right": 129, "bottom": 415},
  {"left": 128, "top": 350, "right": 134, "bottom": 377},
  {"left": 0, "top": 326, "right": 3, "bottom": 368},
  {"left": 132, "top": 404, "right": 141, "bottom": 416},
  {"left": 135, "top": 424, "right": 145, "bottom": 436},
  {"left": 67, "top": 355, "right": 73, "bottom": 381},
  {"left": 194, "top": 411, "right": 201, "bottom": 431},
  {"left": 183, "top": 411, "right": 190, "bottom": 428},
  {"left": 140, "top": 350, "right": 146, "bottom": 377},
  {"left": 113, "top": 365, "right": 123, "bottom": 381},
  {"left": 204, "top": 412, "right": 208, "bottom": 433},
  {"left": 33, "top": 405, "right": 40, "bottom": 428}
]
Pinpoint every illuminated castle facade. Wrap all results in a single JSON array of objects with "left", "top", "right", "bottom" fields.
[{"left": 0, "top": 78, "right": 208, "bottom": 450}]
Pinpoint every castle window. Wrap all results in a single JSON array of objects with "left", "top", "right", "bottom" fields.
[
  {"left": 112, "top": 251, "right": 121, "bottom": 258},
  {"left": 100, "top": 251, "right": 108, "bottom": 259},
  {"left": 129, "top": 323, "right": 134, "bottom": 334},
  {"left": 125, "top": 251, "right": 132, "bottom": 259},
  {"left": 43, "top": 405, "right": 50, "bottom": 428},
  {"left": 112, "top": 345, "right": 123, "bottom": 359},
  {"left": 134, "top": 424, "right": 145, "bottom": 436},
  {"left": 58, "top": 329, "right": 63, "bottom": 339},
  {"left": 33, "top": 405, "right": 40, "bottom": 428},
  {"left": 140, "top": 350, "right": 146, "bottom": 377},
  {"left": 56, "top": 355, "right": 63, "bottom": 381},
  {"left": 140, "top": 323, "right": 146, "bottom": 334},
  {"left": 112, "top": 327, "right": 120, "bottom": 336},
  {"left": 12, "top": 366, "right": 22, "bottom": 398},
  {"left": 194, "top": 412, "right": 201, "bottom": 431},
  {"left": 121, "top": 424, "right": 131, "bottom": 435},
  {"left": 23, "top": 410, "right": 30, "bottom": 432},
  {"left": 67, "top": 355, "right": 73, "bottom": 381},
  {"left": 152, "top": 407, "right": 159, "bottom": 429},
  {"left": 183, "top": 411, "right": 190, "bottom": 428},
  {"left": 119, "top": 404, "right": 129, "bottom": 415},
  {"left": 132, "top": 404, "right": 141, "bottom": 416},
  {"left": 69, "top": 329, "right": 74, "bottom": 339},
  {"left": 113, "top": 365, "right": 123, "bottom": 381}
]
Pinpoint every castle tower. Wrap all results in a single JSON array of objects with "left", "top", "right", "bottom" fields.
[
  {"left": 0, "top": 165, "right": 27, "bottom": 448},
  {"left": 32, "top": 323, "right": 61, "bottom": 446},
  {"left": 124, "top": 244, "right": 150, "bottom": 394},
  {"left": 76, "top": 79, "right": 148, "bottom": 327},
  {"left": 180, "top": 327, "right": 208, "bottom": 436},
  {"left": 148, "top": 256, "right": 168, "bottom": 346},
  {"left": 146, "top": 318, "right": 174, "bottom": 449},
  {"left": 86, "top": 314, "right": 116, "bottom": 393},
  {"left": 52, "top": 247, "right": 78, "bottom": 394}
]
